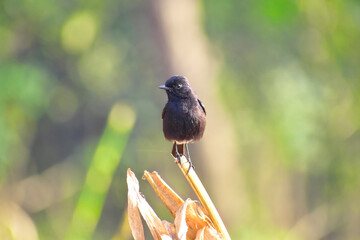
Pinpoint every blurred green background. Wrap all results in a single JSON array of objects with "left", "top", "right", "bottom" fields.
[{"left": 1, "top": 0, "right": 360, "bottom": 239}]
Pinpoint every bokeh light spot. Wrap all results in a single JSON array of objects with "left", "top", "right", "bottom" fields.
[
  {"left": 108, "top": 103, "right": 136, "bottom": 134},
  {"left": 61, "top": 11, "right": 97, "bottom": 54},
  {"left": 78, "top": 43, "right": 121, "bottom": 96}
]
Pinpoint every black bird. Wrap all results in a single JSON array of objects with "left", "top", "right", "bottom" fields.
[{"left": 159, "top": 76, "right": 206, "bottom": 170}]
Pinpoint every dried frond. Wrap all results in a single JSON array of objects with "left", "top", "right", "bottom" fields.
[
  {"left": 127, "top": 169, "right": 227, "bottom": 240},
  {"left": 143, "top": 171, "right": 184, "bottom": 217},
  {"left": 127, "top": 169, "right": 172, "bottom": 240}
]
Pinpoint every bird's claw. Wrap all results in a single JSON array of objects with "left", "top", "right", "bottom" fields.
[
  {"left": 174, "top": 154, "right": 192, "bottom": 174},
  {"left": 175, "top": 153, "right": 182, "bottom": 164},
  {"left": 185, "top": 158, "right": 194, "bottom": 175}
]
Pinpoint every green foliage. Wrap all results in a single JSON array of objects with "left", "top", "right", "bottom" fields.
[
  {"left": 0, "top": 62, "right": 53, "bottom": 180},
  {"left": 205, "top": 0, "right": 360, "bottom": 238},
  {"left": 65, "top": 103, "right": 135, "bottom": 239}
]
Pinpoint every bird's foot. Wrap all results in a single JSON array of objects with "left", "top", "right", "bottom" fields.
[
  {"left": 173, "top": 153, "right": 193, "bottom": 174},
  {"left": 174, "top": 153, "right": 183, "bottom": 164},
  {"left": 185, "top": 157, "right": 194, "bottom": 175}
]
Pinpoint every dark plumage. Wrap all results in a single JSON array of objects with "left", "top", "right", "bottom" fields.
[{"left": 159, "top": 75, "right": 206, "bottom": 168}]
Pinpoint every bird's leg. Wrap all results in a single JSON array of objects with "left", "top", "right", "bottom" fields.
[
  {"left": 185, "top": 143, "right": 194, "bottom": 174},
  {"left": 172, "top": 142, "right": 181, "bottom": 163}
]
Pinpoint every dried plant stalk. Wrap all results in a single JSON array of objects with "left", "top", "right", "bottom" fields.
[
  {"left": 143, "top": 171, "right": 221, "bottom": 239},
  {"left": 128, "top": 169, "right": 223, "bottom": 239},
  {"left": 174, "top": 156, "right": 231, "bottom": 240}
]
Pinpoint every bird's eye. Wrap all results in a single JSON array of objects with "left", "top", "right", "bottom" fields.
[{"left": 175, "top": 84, "right": 182, "bottom": 89}]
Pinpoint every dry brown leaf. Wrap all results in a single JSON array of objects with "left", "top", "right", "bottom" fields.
[
  {"left": 127, "top": 169, "right": 173, "bottom": 240},
  {"left": 128, "top": 169, "right": 225, "bottom": 240},
  {"left": 143, "top": 171, "right": 184, "bottom": 217},
  {"left": 195, "top": 227, "right": 206, "bottom": 240},
  {"left": 186, "top": 200, "right": 214, "bottom": 230},
  {"left": 174, "top": 199, "right": 189, "bottom": 240},
  {"left": 162, "top": 220, "right": 178, "bottom": 240},
  {"left": 127, "top": 169, "right": 145, "bottom": 240},
  {"left": 198, "top": 226, "right": 223, "bottom": 240},
  {"left": 182, "top": 199, "right": 209, "bottom": 239},
  {"left": 173, "top": 199, "right": 223, "bottom": 240}
]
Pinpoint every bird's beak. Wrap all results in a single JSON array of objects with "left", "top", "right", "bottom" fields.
[{"left": 158, "top": 85, "right": 169, "bottom": 90}]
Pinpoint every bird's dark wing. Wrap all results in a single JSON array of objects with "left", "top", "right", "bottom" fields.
[
  {"left": 161, "top": 104, "right": 167, "bottom": 119},
  {"left": 197, "top": 99, "right": 206, "bottom": 115}
]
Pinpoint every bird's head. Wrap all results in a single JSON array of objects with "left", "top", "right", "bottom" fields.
[{"left": 159, "top": 76, "right": 194, "bottom": 100}]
